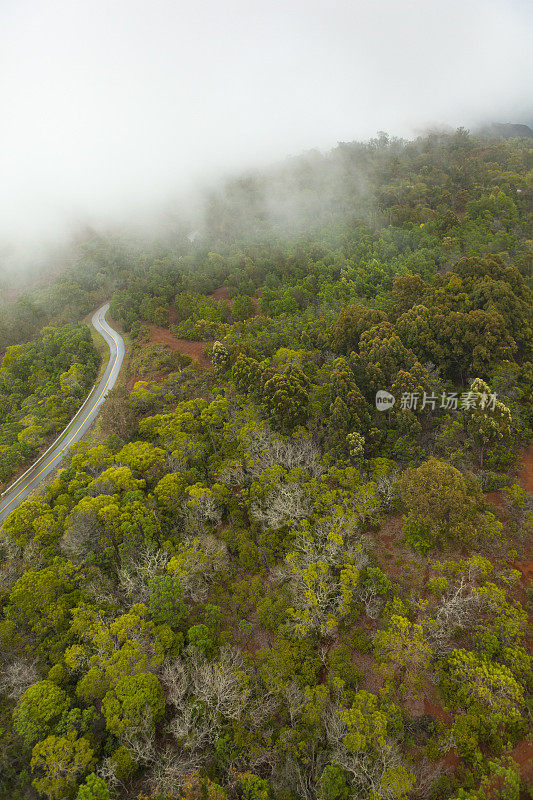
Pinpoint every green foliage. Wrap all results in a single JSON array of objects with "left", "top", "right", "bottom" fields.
[
  {"left": 1, "top": 129, "right": 532, "bottom": 800},
  {"left": 76, "top": 773, "right": 111, "bottom": 800},
  {"left": 374, "top": 614, "right": 432, "bottom": 694},
  {"left": 187, "top": 623, "right": 216, "bottom": 657},
  {"left": 236, "top": 771, "right": 271, "bottom": 800},
  {"left": 327, "top": 641, "right": 361, "bottom": 692},
  {"left": 232, "top": 295, "right": 256, "bottom": 322},
  {"left": 333, "top": 691, "right": 414, "bottom": 798},
  {"left": 441, "top": 648, "right": 525, "bottom": 723},
  {"left": 0, "top": 323, "right": 98, "bottom": 483},
  {"left": 71, "top": 604, "right": 169, "bottom": 703},
  {"left": 148, "top": 574, "right": 187, "bottom": 627},
  {"left": 318, "top": 764, "right": 352, "bottom": 800},
  {"left": 30, "top": 733, "right": 95, "bottom": 799},
  {"left": 154, "top": 471, "right": 187, "bottom": 514},
  {"left": 398, "top": 458, "right": 489, "bottom": 549},
  {"left": 102, "top": 672, "right": 165, "bottom": 738},
  {"left": 402, "top": 513, "right": 432, "bottom": 554},
  {"left": 13, "top": 681, "right": 71, "bottom": 747},
  {"left": 129, "top": 343, "right": 191, "bottom": 378},
  {"left": 4, "top": 561, "right": 80, "bottom": 658},
  {"left": 212, "top": 340, "right": 231, "bottom": 373}
]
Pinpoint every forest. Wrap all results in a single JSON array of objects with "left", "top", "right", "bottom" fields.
[
  {"left": 0, "top": 325, "right": 99, "bottom": 485},
  {"left": 0, "top": 129, "right": 532, "bottom": 800}
]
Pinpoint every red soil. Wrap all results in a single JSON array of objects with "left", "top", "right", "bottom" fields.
[
  {"left": 376, "top": 514, "right": 404, "bottom": 547},
  {"left": 485, "top": 443, "right": 533, "bottom": 511},
  {"left": 127, "top": 324, "right": 212, "bottom": 389},
  {"left": 486, "top": 491, "right": 504, "bottom": 508},
  {"left": 517, "top": 444, "right": 533, "bottom": 494},
  {"left": 511, "top": 737, "right": 533, "bottom": 784},
  {"left": 210, "top": 286, "right": 232, "bottom": 303},
  {"left": 145, "top": 324, "right": 212, "bottom": 366},
  {"left": 168, "top": 304, "right": 178, "bottom": 324}
]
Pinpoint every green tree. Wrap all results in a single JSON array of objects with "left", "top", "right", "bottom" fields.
[
  {"left": 76, "top": 773, "right": 111, "bottom": 800},
  {"left": 31, "top": 733, "right": 95, "bottom": 800},
  {"left": 187, "top": 623, "right": 216, "bottom": 658},
  {"left": 153, "top": 472, "right": 187, "bottom": 515},
  {"left": 102, "top": 672, "right": 165, "bottom": 738},
  {"left": 331, "top": 305, "right": 388, "bottom": 354},
  {"left": 148, "top": 574, "right": 187, "bottom": 627},
  {"left": 398, "top": 457, "right": 483, "bottom": 548},
  {"left": 4, "top": 561, "right": 80, "bottom": 658},
  {"left": 442, "top": 649, "right": 524, "bottom": 723},
  {"left": 464, "top": 378, "right": 512, "bottom": 467},
  {"left": 261, "top": 366, "right": 310, "bottom": 430},
  {"left": 212, "top": 341, "right": 231, "bottom": 373},
  {"left": 13, "top": 681, "right": 71, "bottom": 747},
  {"left": 374, "top": 615, "right": 432, "bottom": 695},
  {"left": 318, "top": 764, "right": 352, "bottom": 800},
  {"left": 232, "top": 295, "right": 256, "bottom": 322}
]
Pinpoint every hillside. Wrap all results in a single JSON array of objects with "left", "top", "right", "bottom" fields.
[
  {"left": 0, "top": 129, "right": 532, "bottom": 800},
  {"left": 479, "top": 123, "right": 533, "bottom": 140}
]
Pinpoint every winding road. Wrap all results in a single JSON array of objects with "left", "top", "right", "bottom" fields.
[{"left": 0, "top": 303, "right": 125, "bottom": 525}]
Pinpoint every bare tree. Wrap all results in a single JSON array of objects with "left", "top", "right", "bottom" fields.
[
  {"left": 323, "top": 705, "right": 415, "bottom": 800},
  {"left": 118, "top": 544, "right": 170, "bottom": 603},
  {"left": 374, "top": 472, "right": 400, "bottom": 512},
  {"left": 162, "top": 647, "right": 256, "bottom": 757},
  {"left": 149, "top": 748, "right": 203, "bottom": 793},
  {"left": 218, "top": 425, "right": 324, "bottom": 487},
  {"left": 427, "top": 577, "right": 484, "bottom": 653},
  {"left": 60, "top": 507, "right": 104, "bottom": 563},
  {"left": 0, "top": 658, "right": 39, "bottom": 700},
  {"left": 168, "top": 535, "right": 229, "bottom": 603},
  {"left": 358, "top": 584, "right": 384, "bottom": 620},
  {"left": 251, "top": 482, "right": 313, "bottom": 530},
  {"left": 245, "top": 426, "right": 324, "bottom": 479},
  {"left": 121, "top": 712, "right": 157, "bottom": 766},
  {"left": 190, "top": 646, "right": 251, "bottom": 720},
  {"left": 99, "top": 385, "right": 137, "bottom": 440}
]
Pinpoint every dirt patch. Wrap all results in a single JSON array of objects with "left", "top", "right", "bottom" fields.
[
  {"left": 168, "top": 304, "right": 177, "bottom": 324},
  {"left": 515, "top": 558, "right": 533, "bottom": 587},
  {"left": 512, "top": 737, "right": 533, "bottom": 784},
  {"left": 486, "top": 490, "right": 504, "bottom": 508},
  {"left": 126, "top": 324, "right": 213, "bottom": 389},
  {"left": 209, "top": 286, "right": 262, "bottom": 316},
  {"left": 423, "top": 687, "right": 453, "bottom": 725},
  {"left": 210, "top": 286, "right": 232, "bottom": 303},
  {"left": 352, "top": 652, "right": 384, "bottom": 694},
  {"left": 517, "top": 444, "right": 533, "bottom": 494},
  {"left": 370, "top": 515, "right": 431, "bottom": 591},
  {"left": 145, "top": 325, "right": 212, "bottom": 366},
  {"left": 376, "top": 514, "right": 404, "bottom": 547},
  {"left": 242, "top": 627, "right": 276, "bottom": 655}
]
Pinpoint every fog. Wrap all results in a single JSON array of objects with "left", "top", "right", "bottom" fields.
[{"left": 0, "top": 0, "right": 531, "bottom": 272}]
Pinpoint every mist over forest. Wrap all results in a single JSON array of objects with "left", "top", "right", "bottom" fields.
[{"left": 1, "top": 0, "right": 532, "bottom": 280}]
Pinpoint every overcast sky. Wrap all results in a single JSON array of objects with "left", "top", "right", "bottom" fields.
[{"left": 0, "top": 0, "right": 531, "bottom": 262}]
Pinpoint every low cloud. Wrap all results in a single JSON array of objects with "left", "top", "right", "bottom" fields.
[{"left": 0, "top": 0, "right": 531, "bottom": 271}]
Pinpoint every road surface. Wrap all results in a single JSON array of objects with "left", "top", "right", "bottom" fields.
[{"left": 0, "top": 303, "right": 125, "bottom": 525}]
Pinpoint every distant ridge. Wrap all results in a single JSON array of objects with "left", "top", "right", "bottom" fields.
[{"left": 478, "top": 122, "right": 533, "bottom": 139}]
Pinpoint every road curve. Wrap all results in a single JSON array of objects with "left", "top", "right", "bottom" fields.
[{"left": 0, "top": 303, "right": 125, "bottom": 525}]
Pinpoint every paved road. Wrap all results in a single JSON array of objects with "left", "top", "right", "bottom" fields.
[{"left": 0, "top": 303, "right": 125, "bottom": 525}]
